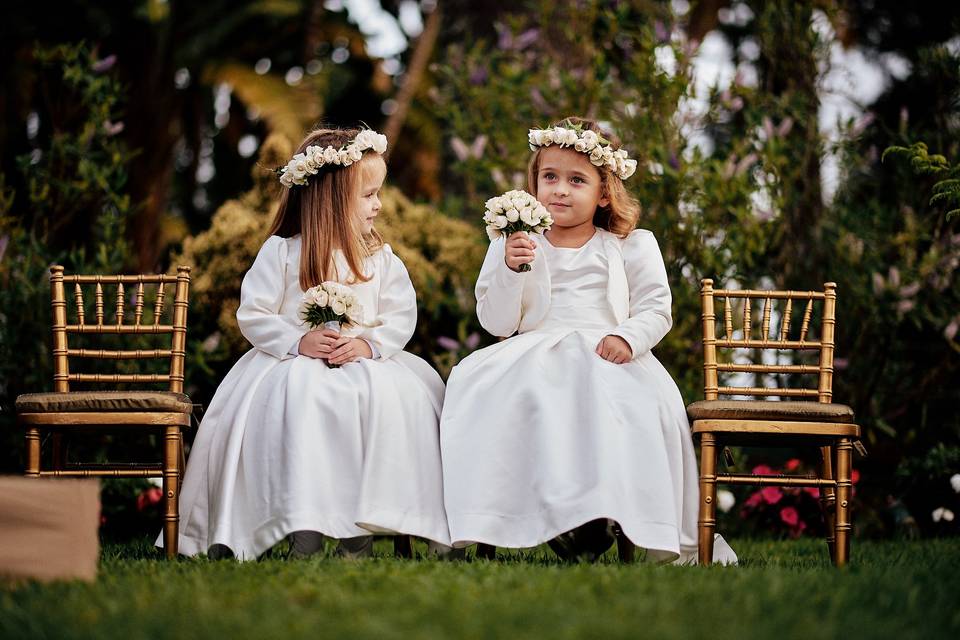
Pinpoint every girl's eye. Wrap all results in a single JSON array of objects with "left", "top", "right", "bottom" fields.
[
  {"left": 571, "top": 176, "right": 585, "bottom": 184},
  {"left": 543, "top": 172, "right": 557, "bottom": 180}
]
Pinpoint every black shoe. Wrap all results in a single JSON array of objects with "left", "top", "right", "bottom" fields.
[{"left": 548, "top": 519, "right": 616, "bottom": 562}]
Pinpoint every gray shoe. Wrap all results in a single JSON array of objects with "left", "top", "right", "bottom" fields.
[
  {"left": 427, "top": 540, "right": 466, "bottom": 560},
  {"left": 288, "top": 530, "right": 326, "bottom": 559},
  {"left": 335, "top": 535, "right": 374, "bottom": 559}
]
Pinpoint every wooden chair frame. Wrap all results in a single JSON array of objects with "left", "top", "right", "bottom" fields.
[
  {"left": 691, "top": 279, "right": 860, "bottom": 566},
  {"left": 17, "top": 266, "right": 192, "bottom": 558}
]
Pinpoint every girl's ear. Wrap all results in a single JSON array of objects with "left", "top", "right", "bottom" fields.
[{"left": 599, "top": 183, "right": 610, "bottom": 208}]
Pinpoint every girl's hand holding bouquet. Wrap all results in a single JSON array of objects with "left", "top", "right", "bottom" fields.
[
  {"left": 298, "top": 282, "right": 366, "bottom": 367},
  {"left": 483, "top": 190, "right": 553, "bottom": 273}
]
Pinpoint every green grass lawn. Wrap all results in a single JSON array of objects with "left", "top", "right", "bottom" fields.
[{"left": 2, "top": 538, "right": 958, "bottom": 639}]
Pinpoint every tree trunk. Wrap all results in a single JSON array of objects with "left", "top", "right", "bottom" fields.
[
  {"left": 382, "top": 6, "right": 443, "bottom": 157},
  {"left": 749, "top": 0, "right": 823, "bottom": 284}
]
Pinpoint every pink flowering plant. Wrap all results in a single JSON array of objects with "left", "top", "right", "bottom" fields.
[{"left": 737, "top": 458, "right": 860, "bottom": 538}]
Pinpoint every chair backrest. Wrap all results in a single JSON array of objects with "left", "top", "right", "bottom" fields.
[
  {"left": 699, "top": 279, "right": 837, "bottom": 403},
  {"left": 49, "top": 266, "right": 191, "bottom": 393}
]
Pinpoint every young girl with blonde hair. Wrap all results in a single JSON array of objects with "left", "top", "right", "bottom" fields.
[
  {"left": 171, "top": 127, "right": 450, "bottom": 559},
  {"left": 440, "top": 116, "right": 735, "bottom": 563}
]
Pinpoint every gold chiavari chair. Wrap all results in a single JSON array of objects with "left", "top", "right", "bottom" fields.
[
  {"left": 687, "top": 280, "right": 863, "bottom": 566},
  {"left": 16, "top": 265, "right": 192, "bottom": 558}
]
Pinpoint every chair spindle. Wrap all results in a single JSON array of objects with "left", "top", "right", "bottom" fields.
[
  {"left": 116, "top": 283, "right": 125, "bottom": 325},
  {"left": 723, "top": 297, "right": 733, "bottom": 340},
  {"left": 134, "top": 282, "right": 145, "bottom": 326},
  {"left": 95, "top": 282, "right": 104, "bottom": 324},
  {"left": 742, "top": 298, "right": 752, "bottom": 340},
  {"left": 800, "top": 299, "right": 813, "bottom": 342},
  {"left": 780, "top": 298, "right": 793, "bottom": 342},
  {"left": 74, "top": 284, "right": 85, "bottom": 326},
  {"left": 761, "top": 297, "right": 772, "bottom": 340},
  {"left": 154, "top": 283, "right": 166, "bottom": 326}
]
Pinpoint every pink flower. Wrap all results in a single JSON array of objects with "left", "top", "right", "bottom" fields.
[
  {"left": 752, "top": 464, "right": 773, "bottom": 475},
  {"left": 851, "top": 469, "right": 860, "bottom": 484},
  {"left": 137, "top": 486, "right": 164, "bottom": 512},
  {"left": 785, "top": 458, "right": 802, "bottom": 471},
  {"left": 761, "top": 486, "right": 783, "bottom": 504},
  {"left": 780, "top": 506, "right": 799, "bottom": 527},
  {"left": 744, "top": 491, "right": 764, "bottom": 508},
  {"left": 804, "top": 487, "right": 820, "bottom": 498}
]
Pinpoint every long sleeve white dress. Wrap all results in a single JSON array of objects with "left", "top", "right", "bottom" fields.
[
  {"left": 169, "top": 235, "right": 451, "bottom": 559},
  {"left": 440, "top": 228, "right": 736, "bottom": 563}
]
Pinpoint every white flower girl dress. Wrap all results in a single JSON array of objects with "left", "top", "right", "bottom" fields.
[
  {"left": 441, "top": 228, "right": 736, "bottom": 563},
  {"left": 168, "top": 235, "right": 450, "bottom": 559}
]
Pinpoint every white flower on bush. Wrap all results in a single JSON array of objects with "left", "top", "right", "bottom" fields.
[
  {"left": 950, "top": 473, "right": 960, "bottom": 493},
  {"left": 932, "top": 507, "right": 955, "bottom": 523},
  {"left": 717, "top": 489, "right": 736, "bottom": 513}
]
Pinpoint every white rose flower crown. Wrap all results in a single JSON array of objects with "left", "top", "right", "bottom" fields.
[
  {"left": 528, "top": 123, "right": 638, "bottom": 180},
  {"left": 277, "top": 129, "right": 389, "bottom": 188}
]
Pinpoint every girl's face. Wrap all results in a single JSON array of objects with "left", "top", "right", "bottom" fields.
[
  {"left": 535, "top": 146, "right": 608, "bottom": 232},
  {"left": 355, "top": 155, "right": 386, "bottom": 234}
]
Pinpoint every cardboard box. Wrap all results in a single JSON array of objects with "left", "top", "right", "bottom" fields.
[{"left": 0, "top": 477, "right": 99, "bottom": 582}]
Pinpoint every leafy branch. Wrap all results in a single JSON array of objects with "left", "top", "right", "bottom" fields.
[{"left": 883, "top": 142, "right": 960, "bottom": 219}]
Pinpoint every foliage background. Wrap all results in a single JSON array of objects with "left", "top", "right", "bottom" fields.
[{"left": 1, "top": 0, "right": 958, "bottom": 540}]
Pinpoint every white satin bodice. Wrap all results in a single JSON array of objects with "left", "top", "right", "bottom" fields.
[{"left": 539, "top": 232, "right": 619, "bottom": 331}]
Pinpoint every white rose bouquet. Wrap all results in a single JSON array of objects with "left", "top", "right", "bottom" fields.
[
  {"left": 299, "top": 282, "right": 363, "bottom": 367},
  {"left": 483, "top": 189, "right": 553, "bottom": 272}
]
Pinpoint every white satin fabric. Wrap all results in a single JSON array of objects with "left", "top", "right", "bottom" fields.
[
  {"left": 441, "top": 228, "right": 736, "bottom": 564},
  {"left": 166, "top": 235, "right": 450, "bottom": 559}
]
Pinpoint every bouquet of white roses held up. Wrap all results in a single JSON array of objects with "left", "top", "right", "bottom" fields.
[
  {"left": 299, "top": 282, "right": 363, "bottom": 367},
  {"left": 483, "top": 189, "right": 553, "bottom": 272}
]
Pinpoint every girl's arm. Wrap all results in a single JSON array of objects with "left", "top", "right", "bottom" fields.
[
  {"left": 236, "top": 235, "right": 307, "bottom": 359},
  {"left": 357, "top": 245, "right": 416, "bottom": 359},
  {"left": 475, "top": 237, "right": 525, "bottom": 337},
  {"left": 607, "top": 230, "right": 673, "bottom": 359}
]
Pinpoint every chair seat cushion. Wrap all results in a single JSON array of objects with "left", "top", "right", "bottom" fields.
[
  {"left": 16, "top": 391, "right": 193, "bottom": 415},
  {"left": 686, "top": 400, "right": 855, "bottom": 423}
]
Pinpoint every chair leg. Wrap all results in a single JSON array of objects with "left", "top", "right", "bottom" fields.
[
  {"left": 25, "top": 427, "right": 41, "bottom": 477},
  {"left": 163, "top": 426, "right": 180, "bottom": 559},
  {"left": 394, "top": 535, "right": 413, "bottom": 558},
  {"left": 819, "top": 445, "right": 837, "bottom": 560},
  {"left": 475, "top": 544, "right": 496, "bottom": 560},
  {"left": 834, "top": 438, "right": 853, "bottom": 567},
  {"left": 697, "top": 432, "right": 718, "bottom": 565}
]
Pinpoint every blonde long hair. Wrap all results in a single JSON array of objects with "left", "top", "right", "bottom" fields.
[
  {"left": 526, "top": 116, "right": 640, "bottom": 238},
  {"left": 267, "top": 127, "right": 385, "bottom": 289}
]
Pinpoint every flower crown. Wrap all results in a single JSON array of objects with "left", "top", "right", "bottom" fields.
[
  {"left": 528, "top": 124, "right": 638, "bottom": 180},
  {"left": 278, "top": 129, "right": 388, "bottom": 188}
]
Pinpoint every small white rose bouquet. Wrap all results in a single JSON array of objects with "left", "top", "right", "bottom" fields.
[
  {"left": 299, "top": 282, "right": 363, "bottom": 367},
  {"left": 483, "top": 189, "right": 553, "bottom": 272}
]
